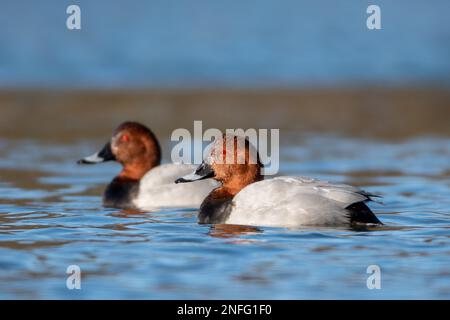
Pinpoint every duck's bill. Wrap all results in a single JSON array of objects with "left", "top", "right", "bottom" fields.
[
  {"left": 175, "top": 162, "right": 215, "bottom": 183},
  {"left": 77, "top": 142, "right": 116, "bottom": 164}
]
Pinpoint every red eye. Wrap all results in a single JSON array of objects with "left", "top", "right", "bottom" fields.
[{"left": 121, "top": 134, "right": 130, "bottom": 142}]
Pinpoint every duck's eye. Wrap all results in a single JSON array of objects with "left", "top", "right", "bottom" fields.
[{"left": 121, "top": 134, "right": 130, "bottom": 142}]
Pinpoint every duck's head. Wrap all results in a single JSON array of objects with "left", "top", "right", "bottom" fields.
[
  {"left": 176, "top": 134, "right": 263, "bottom": 195},
  {"left": 78, "top": 121, "right": 161, "bottom": 180}
]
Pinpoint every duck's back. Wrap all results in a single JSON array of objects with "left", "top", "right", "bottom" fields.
[
  {"left": 226, "top": 176, "right": 380, "bottom": 228},
  {"left": 134, "top": 163, "right": 219, "bottom": 210}
]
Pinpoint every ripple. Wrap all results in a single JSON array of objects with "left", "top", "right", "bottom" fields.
[{"left": 0, "top": 136, "right": 449, "bottom": 299}]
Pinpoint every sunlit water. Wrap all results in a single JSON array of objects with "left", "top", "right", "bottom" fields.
[
  {"left": 1, "top": 0, "right": 450, "bottom": 87},
  {"left": 0, "top": 135, "right": 449, "bottom": 299}
]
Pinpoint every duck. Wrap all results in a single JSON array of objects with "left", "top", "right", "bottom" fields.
[
  {"left": 77, "top": 121, "right": 218, "bottom": 210},
  {"left": 175, "top": 134, "right": 382, "bottom": 228}
]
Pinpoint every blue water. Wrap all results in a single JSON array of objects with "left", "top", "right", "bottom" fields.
[
  {"left": 0, "top": 135, "right": 449, "bottom": 299},
  {"left": 1, "top": 0, "right": 450, "bottom": 88}
]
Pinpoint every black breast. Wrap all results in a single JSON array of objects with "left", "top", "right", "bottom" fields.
[
  {"left": 198, "top": 195, "right": 233, "bottom": 224},
  {"left": 103, "top": 177, "right": 140, "bottom": 209}
]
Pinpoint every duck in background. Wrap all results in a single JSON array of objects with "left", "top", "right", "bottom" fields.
[{"left": 78, "top": 121, "right": 218, "bottom": 210}]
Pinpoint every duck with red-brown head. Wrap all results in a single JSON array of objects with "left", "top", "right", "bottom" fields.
[
  {"left": 176, "top": 134, "right": 263, "bottom": 223},
  {"left": 176, "top": 134, "right": 382, "bottom": 228},
  {"left": 78, "top": 121, "right": 217, "bottom": 210}
]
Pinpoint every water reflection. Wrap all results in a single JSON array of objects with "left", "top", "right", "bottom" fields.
[
  {"left": 208, "top": 224, "right": 263, "bottom": 239},
  {"left": 0, "top": 135, "right": 449, "bottom": 299}
]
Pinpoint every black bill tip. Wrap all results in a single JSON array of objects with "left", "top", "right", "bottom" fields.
[
  {"left": 77, "top": 142, "right": 115, "bottom": 165},
  {"left": 174, "top": 162, "right": 215, "bottom": 184},
  {"left": 77, "top": 158, "right": 95, "bottom": 165},
  {"left": 175, "top": 177, "right": 189, "bottom": 184}
]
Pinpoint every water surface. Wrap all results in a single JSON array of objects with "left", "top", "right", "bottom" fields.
[
  {"left": 1, "top": 0, "right": 450, "bottom": 88},
  {"left": 0, "top": 135, "right": 449, "bottom": 299}
]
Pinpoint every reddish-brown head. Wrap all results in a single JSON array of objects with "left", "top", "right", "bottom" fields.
[
  {"left": 78, "top": 121, "right": 161, "bottom": 180},
  {"left": 176, "top": 134, "right": 263, "bottom": 196}
]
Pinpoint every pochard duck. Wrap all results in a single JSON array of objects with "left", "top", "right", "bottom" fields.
[
  {"left": 78, "top": 121, "right": 218, "bottom": 210},
  {"left": 176, "top": 134, "right": 382, "bottom": 228}
]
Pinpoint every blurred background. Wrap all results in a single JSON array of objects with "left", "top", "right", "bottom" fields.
[
  {"left": 0, "top": 0, "right": 450, "bottom": 299},
  {"left": 0, "top": 0, "right": 449, "bottom": 140}
]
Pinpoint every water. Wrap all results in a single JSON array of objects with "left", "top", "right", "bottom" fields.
[
  {"left": 1, "top": 0, "right": 448, "bottom": 300},
  {"left": 1, "top": 0, "right": 450, "bottom": 88},
  {"left": 0, "top": 135, "right": 449, "bottom": 299}
]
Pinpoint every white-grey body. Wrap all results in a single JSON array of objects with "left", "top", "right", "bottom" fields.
[
  {"left": 134, "top": 163, "right": 219, "bottom": 210},
  {"left": 225, "top": 176, "right": 379, "bottom": 228}
]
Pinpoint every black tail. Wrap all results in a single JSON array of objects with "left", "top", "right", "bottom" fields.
[{"left": 346, "top": 202, "right": 382, "bottom": 225}]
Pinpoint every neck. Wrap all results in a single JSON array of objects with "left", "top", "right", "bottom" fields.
[
  {"left": 118, "top": 134, "right": 162, "bottom": 181},
  {"left": 199, "top": 168, "right": 263, "bottom": 224},
  {"left": 216, "top": 172, "right": 263, "bottom": 198},
  {"left": 210, "top": 186, "right": 237, "bottom": 199},
  {"left": 118, "top": 160, "right": 158, "bottom": 181}
]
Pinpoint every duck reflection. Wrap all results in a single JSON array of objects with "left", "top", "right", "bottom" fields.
[{"left": 208, "top": 224, "right": 262, "bottom": 239}]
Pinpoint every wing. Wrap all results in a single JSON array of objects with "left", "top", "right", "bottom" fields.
[
  {"left": 227, "top": 176, "right": 379, "bottom": 227},
  {"left": 272, "top": 176, "right": 378, "bottom": 207}
]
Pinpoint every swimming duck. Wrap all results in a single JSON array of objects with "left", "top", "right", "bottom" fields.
[
  {"left": 78, "top": 121, "right": 218, "bottom": 210},
  {"left": 176, "top": 134, "right": 382, "bottom": 228}
]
